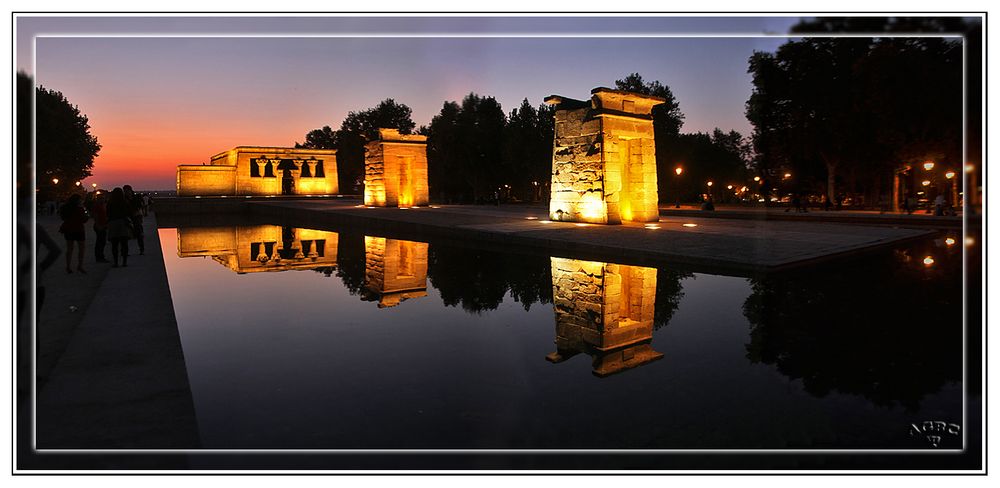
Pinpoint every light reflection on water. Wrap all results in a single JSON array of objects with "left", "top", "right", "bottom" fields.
[{"left": 159, "top": 223, "right": 967, "bottom": 450}]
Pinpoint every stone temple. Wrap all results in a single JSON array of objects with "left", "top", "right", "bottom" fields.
[
  {"left": 176, "top": 225, "right": 339, "bottom": 274},
  {"left": 176, "top": 146, "right": 339, "bottom": 197},
  {"left": 546, "top": 257, "right": 662, "bottom": 377},
  {"left": 364, "top": 129, "right": 430, "bottom": 208},
  {"left": 545, "top": 88, "right": 664, "bottom": 224}
]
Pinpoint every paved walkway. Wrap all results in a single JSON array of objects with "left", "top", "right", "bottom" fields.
[
  {"left": 244, "top": 200, "right": 936, "bottom": 273},
  {"left": 658, "top": 204, "right": 972, "bottom": 228},
  {"left": 31, "top": 212, "right": 200, "bottom": 452}
]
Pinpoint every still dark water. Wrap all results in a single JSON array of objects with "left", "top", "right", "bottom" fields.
[{"left": 158, "top": 220, "right": 972, "bottom": 450}]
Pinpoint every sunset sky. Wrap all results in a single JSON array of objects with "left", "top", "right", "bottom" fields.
[{"left": 17, "top": 15, "right": 799, "bottom": 190}]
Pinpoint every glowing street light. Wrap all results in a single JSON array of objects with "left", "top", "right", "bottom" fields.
[
  {"left": 75, "top": 181, "right": 81, "bottom": 187},
  {"left": 923, "top": 161, "right": 935, "bottom": 171},
  {"left": 52, "top": 178, "right": 59, "bottom": 185},
  {"left": 753, "top": 176, "right": 760, "bottom": 182},
  {"left": 726, "top": 184, "right": 733, "bottom": 190},
  {"left": 92, "top": 183, "right": 98, "bottom": 189},
  {"left": 923, "top": 256, "right": 935, "bottom": 266},
  {"left": 783, "top": 173, "right": 792, "bottom": 179},
  {"left": 706, "top": 181, "right": 713, "bottom": 187},
  {"left": 921, "top": 180, "right": 931, "bottom": 186},
  {"left": 966, "top": 164, "right": 975, "bottom": 173},
  {"left": 675, "top": 166, "right": 684, "bottom": 176},
  {"left": 945, "top": 171, "right": 956, "bottom": 179},
  {"left": 945, "top": 237, "right": 956, "bottom": 246}
]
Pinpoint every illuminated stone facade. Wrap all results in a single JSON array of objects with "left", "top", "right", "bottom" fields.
[
  {"left": 547, "top": 257, "right": 662, "bottom": 376},
  {"left": 362, "top": 236, "right": 429, "bottom": 307},
  {"left": 176, "top": 225, "right": 338, "bottom": 273},
  {"left": 545, "top": 88, "right": 664, "bottom": 224},
  {"left": 364, "top": 129, "right": 429, "bottom": 207},
  {"left": 177, "top": 146, "right": 339, "bottom": 196}
]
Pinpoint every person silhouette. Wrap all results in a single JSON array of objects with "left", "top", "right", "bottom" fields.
[
  {"left": 107, "top": 187, "right": 132, "bottom": 267},
  {"left": 58, "top": 193, "right": 88, "bottom": 273},
  {"left": 123, "top": 185, "right": 145, "bottom": 255}
]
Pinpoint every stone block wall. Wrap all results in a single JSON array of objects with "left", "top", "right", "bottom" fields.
[
  {"left": 546, "top": 88, "right": 663, "bottom": 224},
  {"left": 176, "top": 165, "right": 236, "bottom": 196},
  {"left": 547, "top": 257, "right": 662, "bottom": 376},
  {"left": 364, "top": 129, "right": 429, "bottom": 207},
  {"left": 363, "top": 236, "right": 429, "bottom": 307}
]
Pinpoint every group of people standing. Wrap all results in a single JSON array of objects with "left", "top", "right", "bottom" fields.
[{"left": 57, "top": 185, "right": 149, "bottom": 272}]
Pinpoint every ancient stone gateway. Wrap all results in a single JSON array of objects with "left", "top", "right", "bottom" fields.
[
  {"left": 545, "top": 88, "right": 664, "bottom": 224},
  {"left": 546, "top": 257, "right": 662, "bottom": 377},
  {"left": 176, "top": 146, "right": 339, "bottom": 197},
  {"left": 362, "top": 236, "right": 429, "bottom": 308},
  {"left": 364, "top": 128, "right": 429, "bottom": 208}
]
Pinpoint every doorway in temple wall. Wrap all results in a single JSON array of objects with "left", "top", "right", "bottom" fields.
[{"left": 397, "top": 156, "right": 414, "bottom": 207}]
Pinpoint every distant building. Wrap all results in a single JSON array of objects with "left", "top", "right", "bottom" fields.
[
  {"left": 176, "top": 146, "right": 338, "bottom": 196},
  {"left": 545, "top": 87, "right": 663, "bottom": 224},
  {"left": 176, "top": 225, "right": 339, "bottom": 274},
  {"left": 363, "top": 129, "right": 429, "bottom": 207}
]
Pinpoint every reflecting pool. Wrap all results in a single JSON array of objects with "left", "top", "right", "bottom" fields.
[{"left": 159, "top": 220, "right": 970, "bottom": 450}]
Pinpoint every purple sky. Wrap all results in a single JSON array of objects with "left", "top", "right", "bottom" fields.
[{"left": 18, "top": 15, "right": 799, "bottom": 189}]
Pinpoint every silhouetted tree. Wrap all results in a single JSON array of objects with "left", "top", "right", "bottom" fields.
[
  {"left": 425, "top": 93, "right": 508, "bottom": 203},
  {"left": 297, "top": 99, "right": 415, "bottom": 194},
  {"left": 504, "top": 99, "right": 554, "bottom": 202},
  {"left": 656, "top": 129, "right": 752, "bottom": 203},
  {"left": 22, "top": 72, "right": 101, "bottom": 200},
  {"left": 747, "top": 17, "right": 970, "bottom": 206}
]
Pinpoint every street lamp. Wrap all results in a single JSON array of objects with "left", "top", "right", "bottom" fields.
[
  {"left": 753, "top": 176, "right": 760, "bottom": 182},
  {"left": 75, "top": 181, "right": 81, "bottom": 187},
  {"left": 706, "top": 181, "right": 713, "bottom": 187},
  {"left": 921, "top": 180, "right": 931, "bottom": 186},
  {"left": 783, "top": 173, "right": 791, "bottom": 179},
  {"left": 52, "top": 178, "right": 59, "bottom": 185},
  {"left": 923, "top": 161, "right": 935, "bottom": 171},
  {"left": 92, "top": 183, "right": 98, "bottom": 189},
  {"left": 673, "top": 166, "right": 684, "bottom": 208}
]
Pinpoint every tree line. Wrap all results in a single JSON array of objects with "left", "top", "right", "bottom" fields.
[
  {"left": 297, "top": 73, "right": 752, "bottom": 204},
  {"left": 746, "top": 17, "right": 977, "bottom": 207}
]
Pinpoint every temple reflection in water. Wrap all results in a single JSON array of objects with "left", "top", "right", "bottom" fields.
[
  {"left": 362, "top": 237, "right": 429, "bottom": 308},
  {"left": 547, "top": 257, "right": 662, "bottom": 377},
  {"left": 176, "top": 225, "right": 339, "bottom": 273}
]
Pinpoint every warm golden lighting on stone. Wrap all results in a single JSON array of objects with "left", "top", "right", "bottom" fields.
[
  {"left": 545, "top": 88, "right": 663, "bottom": 224},
  {"left": 364, "top": 129, "right": 429, "bottom": 208},
  {"left": 546, "top": 258, "right": 662, "bottom": 377},
  {"left": 362, "top": 236, "right": 429, "bottom": 308},
  {"left": 177, "top": 146, "right": 339, "bottom": 197},
  {"left": 177, "top": 225, "right": 339, "bottom": 273}
]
